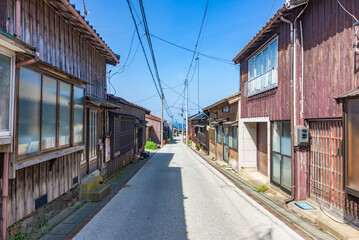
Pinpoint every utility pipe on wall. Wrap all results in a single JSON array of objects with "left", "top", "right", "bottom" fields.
[
  {"left": 280, "top": 15, "right": 295, "bottom": 203},
  {"left": 16, "top": 51, "right": 40, "bottom": 68},
  {"left": 2, "top": 153, "right": 9, "bottom": 240},
  {"left": 15, "top": 0, "right": 20, "bottom": 38}
]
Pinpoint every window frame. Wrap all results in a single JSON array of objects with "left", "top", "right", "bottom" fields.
[
  {"left": 217, "top": 125, "right": 222, "bottom": 144},
  {"left": 16, "top": 67, "right": 85, "bottom": 161},
  {"left": 222, "top": 105, "right": 229, "bottom": 113},
  {"left": 232, "top": 126, "right": 238, "bottom": 150},
  {"left": 0, "top": 47, "right": 15, "bottom": 137},
  {"left": 344, "top": 97, "right": 359, "bottom": 198}
]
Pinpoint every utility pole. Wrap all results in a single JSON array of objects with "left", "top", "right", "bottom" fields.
[
  {"left": 181, "top": 104, "right": 184, "bottom": 141},
  {"left": 185, "top": 78, "right": 189, "bottom": 146},
  {"left": 171, "top": 115, "right": 173, "bottom": 140},
  {"left": 196, "top": 55, "right": 200, "bottom": 113},
  {"left": 160, "top": 93, "right": 163, "bottom": 147}
]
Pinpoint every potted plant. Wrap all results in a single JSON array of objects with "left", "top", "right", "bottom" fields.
[{"left": 195, "top": 143, "right": 199, "bottom": 151}]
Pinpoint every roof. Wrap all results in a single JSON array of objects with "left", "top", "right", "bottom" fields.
[
  {"left": 203, "top": 92, "right": 241, "bottom": 110},
  {"left": 108, "top": 94, "right": 151, "bottom": 113},
  {"left": 145, "top": 114, "right": 167, "bottom": 122},
  {"left": 189, "top": 112, "right": 207, "bottom": 120},
  {"left": 334, "top": 88, "right": 359, "bottom": 102},
  {"left": 232, "top": 1, "right": 308, "bottom": 64},
  {"left": 86, "top": 96, "right": 119, "bottom": 109},
  {"left": 45, "top": 0, "right": 119, "bottom": 65}
]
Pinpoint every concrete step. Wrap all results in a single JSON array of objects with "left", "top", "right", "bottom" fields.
[
  {"left": 79, "top": 170, "right": 103, "bottom": 201},
  {"left": 88, "top": 184, "right": 110, "bottom": 202}
]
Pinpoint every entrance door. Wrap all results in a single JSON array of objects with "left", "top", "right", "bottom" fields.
[
  {"left": 271, "top": 121, "right": 291, "bottom": 193},
  {"left": 223, "top": 127, "right": 229, "bottom": 162},
  {"left": 257, "top": 123, "right": 268, "bottom": 176}
]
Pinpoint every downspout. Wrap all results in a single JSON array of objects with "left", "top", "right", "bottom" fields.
[
  {"left": 2, "top": 153, "right": 9, "bottom": 240},
  {"left": 16, "top": 52, "right": 40, "bottom": 68},
  {"left": 280, "top": 15, "right": 295, "bottom": 203},
  {"left": 15, "top": 0, "right": 20, "bottom": 38}
]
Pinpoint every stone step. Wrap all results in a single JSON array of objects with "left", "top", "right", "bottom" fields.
[
  {"left": 79, "top": 170, "right": 103, "bottom": 201},
  {"left": 88, "top": 184, "right": 110, "bottom": 202}
]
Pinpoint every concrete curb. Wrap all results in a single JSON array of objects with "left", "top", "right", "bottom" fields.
[{"left": 186, "top": 145, "right": 337, "bottom": 240}]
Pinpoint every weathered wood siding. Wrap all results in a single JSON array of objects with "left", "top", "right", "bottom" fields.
[
  {"left": 240, "top": 22, "right": 291, "bottom": 120},
  {"left": 302, "top": 0, "right": 359, "bottom": 119},
  {"left": 6, "top": 0, "right": 107, "bottom": 99},
  {"left": 7, "top": 151, "right": 81, "bottom": 226}
]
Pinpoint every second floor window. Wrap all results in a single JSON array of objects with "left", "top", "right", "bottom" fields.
[
  {"left": 222, "top": 105, "right": 229, "bottom": 113},
  {"left": 246, "top": 38, "right": 278, "bottom": 97}
]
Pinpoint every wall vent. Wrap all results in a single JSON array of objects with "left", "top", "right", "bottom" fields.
[
  {"left": 73, "top": 176, "right": 79, "bottom": 186},
  {"left": 35, "top": 194, "right": 48, "bottom": 211}
]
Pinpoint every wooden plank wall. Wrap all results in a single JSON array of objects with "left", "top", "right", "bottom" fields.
[
  {"left": 240, "top": 22, "right": 291, "bottom": 121},
  {"left": 302, "top": 0, "right": 359, "bottom": 119},
  {"left": 7, "top": 151, "right": 81, "bottom": 227},
  {"left": 6, "top": 0, "right": 107, "bottom": 100}
]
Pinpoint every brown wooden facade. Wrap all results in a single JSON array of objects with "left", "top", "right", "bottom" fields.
[
  {"left": 234, "top": 0, "right": 359, "bottom": 221},
  {"left": 0, "top": 0, "right": 119, "bottom": 234},
  {"left": 204, "top": 92, "right": 240, "bottom": 172}
]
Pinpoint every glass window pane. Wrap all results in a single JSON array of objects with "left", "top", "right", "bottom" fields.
[
  {"left": 229, "top": 127, "right": 233, "bottom": 147},
  {"left": 233, "top": 127, "right": 238, "bottom": 149},
  {"left": 224, "top": 127, "right": 229, "bottom": 145},
  {"left": 42, "top": 77, "right": 57, "bottom": 149},
  {"left": 272, "top": 152, "right": 281, "bottom": 184},
  {"left": 255, "top": 53, "right": 262, "bottom": 76},
  {"left": 262, "top": 48, "right": 268, "bottom": 72},
  {"left": 59, "top": 82, "right": 71, "bottom": 146},
  {"left": 218, "top": 126, "right": 222, "bottom": 143},
  {"left": 73, "top": 87, "right": 84, "bottom": 143},
  {"left": 272, "top": 122, "right": 281, "bottom": 152},
  {"left": 281, "top": 122, "right": 291, "bottom": 156},
  {"left": 249, "top": 58, "right": 255, "bottom": 80},
  {"left": 281, "top": 156, "right": 292, "bottom": 191},
  {"left": 18, "top": 68, "right": 41, "bottom": 155},
  {"left": 0, "top": 54, "right": 11, "bottom": 133},
  {"left": 270, "top": 39, "right": 278, "bottom": 69},
  {"left": 347, "top": 99, "right": 359, "bottom": 190}
]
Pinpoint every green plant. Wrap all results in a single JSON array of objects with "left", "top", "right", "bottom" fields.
[
  {"left": 188, "top": 140, "right": 192, "bottom": 145},
  {"left": 145, "top": 141, "right": 157, "bottom": 150},
  {"left": 255, "top": 184, "right": 268, "bottom": 193},
  {"left": 167, "top": 138, "right": 171, "bottom": 142},
  {"left": 195, "top": 143, "right": 199, "bottom": 149},
  {"left": 9, "top": 221, "right": 30, "bottom": 240}
]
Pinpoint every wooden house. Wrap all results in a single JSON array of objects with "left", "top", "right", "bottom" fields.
[
  {"left": 203, "top": 92, "right": 240, "bottom": 171},
  {"left": 106, "top": 94, "right": 150, "bottom": 177},
  {"left": 233, "top": 0, "right": 359, "bottom": 222},
  {"left": 188, "top": 112, "right": 208, "bottom": 153},
  {"left": 0, "top": 0, "right": 119, "bottom": 236}
]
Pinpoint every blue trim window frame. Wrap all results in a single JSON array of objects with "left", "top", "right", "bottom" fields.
[{"left": 246, "top": 37, "right": 278, "bottom": 97}]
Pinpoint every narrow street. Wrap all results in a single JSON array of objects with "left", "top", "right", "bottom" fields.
[{"left": 74, "top": 137, "right": 303, "bottom": 240}]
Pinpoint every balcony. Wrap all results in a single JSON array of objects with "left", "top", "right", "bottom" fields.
[{"left": 244, "top": 68, "right": 278, "bottom": 97}]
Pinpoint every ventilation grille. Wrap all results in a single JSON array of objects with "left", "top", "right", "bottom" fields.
[{"left": 35, "top": 194, "right": 48, "bottom": 211}]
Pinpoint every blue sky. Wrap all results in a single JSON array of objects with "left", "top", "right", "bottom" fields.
[{"left": 72, "top": 0, "right": 285, "bottom": 124}]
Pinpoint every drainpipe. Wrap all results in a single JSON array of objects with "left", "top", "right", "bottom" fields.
[
  {"left": 2, "top": 153, "right": 9, "bottom": 240},
  {"left": 16, "top": 52, "right": 40, "bottom": 68},
  {"left": 280, "top": 15, "right": 295, "bottom": 203},
  {"left": 15, "top": 0, "right": 20, "bottom": 38}
]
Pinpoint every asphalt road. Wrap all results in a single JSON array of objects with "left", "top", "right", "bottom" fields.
[{"left": 74, "top": 137, "right": 303, "bottom": 240}]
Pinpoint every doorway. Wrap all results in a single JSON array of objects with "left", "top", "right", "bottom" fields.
[{"left": 257, "top": 123, "right": 268, "bottom": 176}]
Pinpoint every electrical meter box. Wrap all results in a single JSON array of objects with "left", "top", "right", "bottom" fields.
[{"left": 296, "top": 126, "right": 309, "bottom": 146}]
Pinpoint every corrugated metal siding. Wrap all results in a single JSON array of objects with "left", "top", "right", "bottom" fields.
[
  {"left": 240, "top": 21, "right": 291, "bottom": 120},
  {"left": 303, "top": 0, "right": 359, "bottom": 119}
]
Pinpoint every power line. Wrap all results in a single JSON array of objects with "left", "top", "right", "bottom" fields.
[
  {"left": 126, "top": 0, "right": 161, "bottom": 98},
  {"left": 133, "top": 93, "right": 158, "bottom": 103},
  {"left": 265, "top": 0, "right": 277, "bottom": 22},
  {"left": 150, "top": 34, "right": 233, "bottom": 65}
]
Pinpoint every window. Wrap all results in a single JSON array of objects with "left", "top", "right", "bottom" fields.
[
  {"left": 232, "top": 127, "right": 238, "bottom": 150},
  {"left": 41, "top": 76, "right": 57, "bottom": 150},
  {"left": 222, "top": 105, "right": 229, "bottom": 113},
  {"left": 246, "top": 38, "right": 278, "bottom": 97},
  {"left": 224, "top": 127, "right": 229, "bottom": 145},
  {"left": 218, "top": 126, "right": 222, "bottom": 143},
  {"left": 18, "top": 68, "right": 41, "bottom": 155},
  {"left": 345, "top": 99, "right": 359, "bottom": 196},
  {"left": 59, "top": 82, "right": 71, "bottom": 146},
  {"left": 0, "top": 50, "right": 14, "bottom": 136},
  {"left": 88, "top": 110, "right": 98, "bottom": 159},
  {"left": 73, "top": 87, "right": 84, "bottom": 143},
  {"left": 17, "top": 68, "right": 84, "bottom": 157}
]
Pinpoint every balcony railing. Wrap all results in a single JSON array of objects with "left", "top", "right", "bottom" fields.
[{"left": 244, "top": 68, "right": 278, "bottom": 97}]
